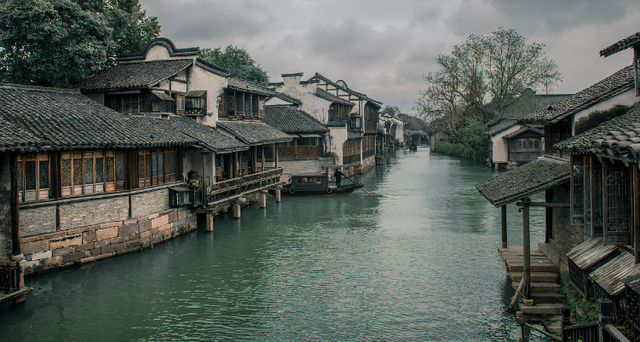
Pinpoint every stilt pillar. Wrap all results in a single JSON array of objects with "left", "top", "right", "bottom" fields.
[
  {"left": 233, "top": 201, "right": 241, "bottom": 219},
  {"left": 275, "top": 185, "right": 282, "bottom": 203},
  {"left": 260, "top": 190, "right": 268, "bottom": 208},
  {"left": 501, "top": 205, "right": 507, "bottom": 248},
  {"left": 206, "top": 213, "right": 214, "bottom": 232},
  {"left": 522, "top": 198, "right": 531, "bottom": 298}
]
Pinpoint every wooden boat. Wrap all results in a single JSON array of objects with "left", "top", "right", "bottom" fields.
[{"left": 281, "top": 166, "right": 363, "bottom": 196}]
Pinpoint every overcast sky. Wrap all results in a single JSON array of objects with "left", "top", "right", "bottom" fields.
[{"left": 138, "top": 0, "right": 640, "bottom": 114}]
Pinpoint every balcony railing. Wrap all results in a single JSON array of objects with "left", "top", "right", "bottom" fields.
[
  {"left": 343, "top": 153, "right": 361, "bottom": 165},
  {"left": 206, "top": 168, "right": 283, "bottom": 205},
  {"left": 278, "top": 146, "right": 320, "bottom": 160},
  {"left": 0, "top": 261, "right": 21, "bottom": 294},
  {"left": 509, "top": 151, "right": 540, "bottom": 163}
]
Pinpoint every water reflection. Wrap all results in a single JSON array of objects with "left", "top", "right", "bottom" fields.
[{"left": 1, "top": 147, "right": 551, "bottom": 341}]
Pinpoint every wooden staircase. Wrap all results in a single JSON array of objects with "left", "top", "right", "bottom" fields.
[{"left": 499, "top": 246, "right": 565, "bottom": 335}]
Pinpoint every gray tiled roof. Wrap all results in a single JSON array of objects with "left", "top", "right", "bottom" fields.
[
  {"left": 0, "top": 120, "right": 44, "bottom": 152},
  {"left": 502, "top": 126, "right": 543, "bottom": 139},
  {"left": 263, "top": 105, "right": 329, "bottom": 134},
  {"left": 0, "top": 84, "right": 199, "bottom": 151},
  {"left": 271, "top": 92, "right": 302, "bottom": 105},
  {"left": 475, "top": 159, "right": 570, "bottom": 207},
  {"left": 309, "top": 73, "right": 382, "bottom": 107},
  {"left": 76, "top": 59, "right": 194, "bottom": 91},
  {"left": 128, "top": 116, "right": 248, "bottom": 153},
  {"left": 554, "top": 105, "right": 640, "bottom": 162},
  {"left": 485, "top": 119, "right": 519, "bottom": 136},
  {"left": 600, "top": 32, "right": 640, "bottom": 57},
  {"left": 217, "top": 121, "right": 292, "bottom": 145},
  {"left": 314, "top": 88, "right": 354, "bottom": 106},
  {"left": 227, "top": 78, "right": 277, "bottom": 97},
  {"left": 521, "top": 65, "right": 635, "bottom": 125}
]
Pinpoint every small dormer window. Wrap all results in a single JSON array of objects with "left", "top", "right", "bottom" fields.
[
  {"left": 185, "top": 90, "right": 207, "bottom": 115},
  {"left": 151, "top": 91, "right": 175, "bottom": 113}
]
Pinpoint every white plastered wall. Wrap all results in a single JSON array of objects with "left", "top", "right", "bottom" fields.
[
  {"left": 491, "top": 125, "right": 522, "bottom": 164},
  {"left": 571, "top": 90, "right": 639, "bottom": 135},
  {"left": 187, "top": 67, "right": 226, "bottom": 127}
]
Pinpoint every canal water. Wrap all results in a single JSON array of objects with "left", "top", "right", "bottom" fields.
[{"left": 0, "top": 148, "right": 549, "bottom": 341}]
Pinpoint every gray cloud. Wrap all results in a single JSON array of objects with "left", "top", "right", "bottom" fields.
[
  {"left": 142, "top": 0, "right": 278, "bottom": 44},
  {"left": 138, "top": 0, "right": 640, "bottom": 113}
]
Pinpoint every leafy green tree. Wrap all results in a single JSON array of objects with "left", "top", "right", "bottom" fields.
[
  {"left": 414, "top": 28, "right": 561, "bottom": 160},
  {"left": 109, "top": 0, "right": 161, "bottom": 57},
  {"left": 200, "top": 46, "right": 269, "bottom": 86},
  {"left": 0, "top": 0, "right": 160, "bottom": 88}
]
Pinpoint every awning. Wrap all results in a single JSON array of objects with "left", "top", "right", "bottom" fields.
[
  {"left": 590, "top": 252, "right": 640, "bottom": 297},
  {"left": 475, "top": 158, "right": 570, "bottom": 207},
  {"left": 297, "top": 133, "right": 322, "bottom": 138},
  {"left": 152, "top": 90, "right": 175, "bottom": 101}
]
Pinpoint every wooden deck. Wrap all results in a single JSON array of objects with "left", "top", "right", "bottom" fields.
[
  {"left": 0, "top": 287, "right": 33, "bottom": 306},
  {"left": 498, "top": 245, "right": 564, "bottom": 335}
]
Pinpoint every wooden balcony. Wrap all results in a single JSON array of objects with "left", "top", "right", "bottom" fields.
[
  {"left": 509, "top": 151, "right": 541, "bottom": 163},
  {"left": 205, "top": 168, "right": 284, "bottom": 206},
  {"left": 278, "top": 145, "right": 320, "bottom": 160}
]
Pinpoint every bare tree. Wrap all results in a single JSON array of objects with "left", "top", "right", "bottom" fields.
[{"left": 414, "top": 28, "right": 562, "bottom": 135}]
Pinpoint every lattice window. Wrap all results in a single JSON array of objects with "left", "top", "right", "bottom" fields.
[
  {"left": 594, "top": 168, "right": 603, "bottom": 226},
  {"left": 235, "top": 93, "right": 244, "bottom": 116},
  {"left": 605, "top": 169, "right": 630, "bottom": 232},
  {"left": 61, "top": 150, "right": 117, "bottom": 197},
  {"left": 17, "top": 153, "right": 50, "bottom": 202},
  {"left": 573, "top": 164, "right": 584, "bottom": 215},
  {"left": 105, "top": 156, "right": 114, "bottom": 183}
]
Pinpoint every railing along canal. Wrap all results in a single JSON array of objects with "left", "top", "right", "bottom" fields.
[
  {"left": 0, "top": 261, "right": 21, "bottom": 294},
  {"left": 205, "top": 168, "right": 283, "bottom": 206}
]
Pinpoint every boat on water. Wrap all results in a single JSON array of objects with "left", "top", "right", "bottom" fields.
[{"left": 281, "top": 165, "right": 363, "bottom": 196}]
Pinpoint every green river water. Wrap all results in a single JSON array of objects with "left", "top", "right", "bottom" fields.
[{"left": 0, "top": 148, "right": 550, "bottom": 341}]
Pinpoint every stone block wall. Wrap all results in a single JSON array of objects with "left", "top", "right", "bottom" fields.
[
  {"left": 20, "top": 206, "right": 56, "bottom": 236},
  {"left": 20, "top": 206, "right": 196, "bottom": 275},
  {"left": 0, "top": 152, "right": 12, "bottom": 260},
  {"left": 131, "top": 188, "right": 171, "bottom": 218},
  {"left": 59, "top": 197, "right": 129, "bottom": 230}
]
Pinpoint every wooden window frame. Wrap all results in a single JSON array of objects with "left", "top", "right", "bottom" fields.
[
  {"left": 602, "top": 160, "right": 632, "bottom": 245},
  {"left": 570, "top": 155, "right": 585, "bottom": 228},
  {"left": 61, "top": 150, "right": 119, "bottom": 198},
  {"left": 17, "top": 153, "right": 50, "bottom": 202}
]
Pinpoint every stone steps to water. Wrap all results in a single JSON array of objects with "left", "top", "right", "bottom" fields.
[
  {"left": 520, "top": 303, "right": 564, "bottom": 316},
  {"left": 512, "top": 281, "right": 562, "bottom": 293},
  {"left": 499, "top": 245, "right": 565, "bottom": 336},
  {"left": 509, "top": 271, "right": 559, "bottom": 283}
]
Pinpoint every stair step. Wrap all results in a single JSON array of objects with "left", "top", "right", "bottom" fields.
[
  {"left": 529, "top": 292, "right": 565, "bottom": 303},
  {"left": 512, "top": 282, "right": 562, "bottom": 292},
  {"left": 520, "top": 304, "right": 564, "bottom": 316},
  {"left": 510, "top": 272, "right": 559, "bottom": 283},
  {"left": 507, "top": 264, "right": 557, "bottom": 272}
]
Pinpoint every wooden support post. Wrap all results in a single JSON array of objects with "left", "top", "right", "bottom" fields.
[
  {"left": 233, "top": 201, "right": 241, "bottom": 219},
  {"left": 274, "top": 144, "right": 279, "bottom": 169},
  {"left": 517, "top": 312, "right": 525, "bottom": 342},
  {"left": 260, "top": 190, "right": 267, "bottom": 208},
  {"left": 634, "top": 167, "right": 639, "bottom": 264},
  {"left": 206, "top": 213, "right": 213, "bottom": 232},
  {"left": 233, "top": 152, "right": 239, "bottom": 178},
  {"left": 252, "top": 146, "right": 257, "bottom": 174},
  {"left": 275, "top": 185, "right": 282, "bottom": 203},
  {"left": 11, "top": 153, "right": 20, "bottom": 256},
  {"left": 523, "top": 198, "right": 531, "bottom": 298},
  {"left": 501, "top": 205, "right": 508, "bottom": 248},
  {"left": 261, "top": 146, "right": 265, "bottom": 172},
  {"left": 202, "top": 152, "right": 208, "bottom": 206},
  {"left": 561, "top": 306, "right": 571, "bottom": 342}
]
